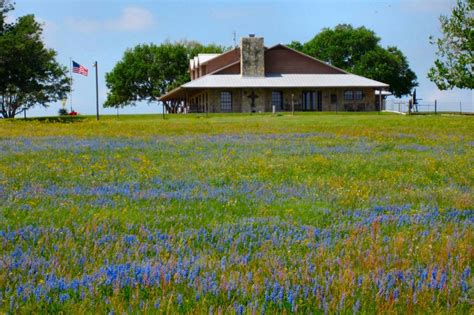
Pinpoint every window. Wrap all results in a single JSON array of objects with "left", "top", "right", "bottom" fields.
[
  {"left": 344, "top": 91, "right": 353, "bottom": 101},
  {"left": 344, "top": 90, "right": 363, "bottom": 101},
  {"left": 331, "top": 94, "right": 337, "bottom": 103},
  {"left": 271, "top": 91, "right": 283, "bottom": 110},
  {"left": 220, "top": 92, "right": 232, "bottom": 112}
]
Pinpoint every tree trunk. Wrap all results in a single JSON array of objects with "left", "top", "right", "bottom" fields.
[{"left": 0, "top": 97, "right": 20, "bottom": 118}]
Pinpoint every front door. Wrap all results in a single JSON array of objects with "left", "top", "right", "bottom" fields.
[
  {"left": 302, "top": 91, "right": 315, "bottom": 111},
  {"left": 302, "top": 91, "right": 322, "bottom": 111}
]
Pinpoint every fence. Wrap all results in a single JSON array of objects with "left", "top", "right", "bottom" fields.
[{"left": 385, "top": 99, "right": 473, "bottom": 114}]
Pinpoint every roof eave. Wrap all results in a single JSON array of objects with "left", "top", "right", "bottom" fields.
[{"left": 158, "top": 86, "right": 185, "bottom": 101}]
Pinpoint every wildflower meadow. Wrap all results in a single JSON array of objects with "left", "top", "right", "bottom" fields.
[{"left": 0, "top": 113, "right": 472, "bottom": 313}]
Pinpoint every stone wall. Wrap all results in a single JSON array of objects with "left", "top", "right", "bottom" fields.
[
  {"left": 240, "top": 37, "right": 265, "bottom": 77},
  {"left": 241, "top": 89, "right": 266, "bottom": 112},
  {"left": 204, "top": 88, "right": 377, "bottom": 113},
  {"left": 207, "top": 89, "right": 242, "bottom": 113},
  {"left": 321, "top": 88, "right": 375, "bottom": 111}
]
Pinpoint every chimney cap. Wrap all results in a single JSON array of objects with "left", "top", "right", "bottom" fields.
[{"left": 249, "top": 34, "right": 255, "bottom": 37}]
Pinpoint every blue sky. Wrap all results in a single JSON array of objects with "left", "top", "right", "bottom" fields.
[{"left": 11, "top": 0, "right": 473, "bottom": 116}]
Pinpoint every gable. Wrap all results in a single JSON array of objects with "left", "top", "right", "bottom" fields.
[
  {"left": 264, "top": 45, "right": 345, "bottom": 75},
  {"left": 204, "top": 47, "right": 240, "bottom": 74}
]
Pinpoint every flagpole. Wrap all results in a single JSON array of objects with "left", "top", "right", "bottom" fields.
[
  {"left": 69, "top": 57, "right": 73, "bottom": 112},
  {"left": 94, "top": 61, "right": 99, "bottom": 121}
]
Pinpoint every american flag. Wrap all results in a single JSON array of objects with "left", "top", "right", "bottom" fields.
[{"left": 72, "top": 61, "right": 88, "bottom": 76}]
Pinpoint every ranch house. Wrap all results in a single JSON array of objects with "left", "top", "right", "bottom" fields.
[{"left": 159, "top": 35, "right": 389, "bottom": 113}]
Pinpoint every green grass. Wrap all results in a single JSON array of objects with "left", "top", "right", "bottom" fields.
[{"left": 0, "top": 113, "right": 473, "bottom": 313}]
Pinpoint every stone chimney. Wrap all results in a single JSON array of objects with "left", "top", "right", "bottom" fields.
[{"left": 240, "top": 35, "right": 265, "bottom": 77}]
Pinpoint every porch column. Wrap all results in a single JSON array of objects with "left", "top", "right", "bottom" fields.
[
  {"left": 185, "top": 92, "right": 188, "bottom": 113},
  {"left": 379, "top": 88, "right": 382, "bottom": 112}
]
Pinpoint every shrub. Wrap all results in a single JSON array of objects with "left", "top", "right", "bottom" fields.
[{"left": 58, "top": 108, "right": 69, "bottom": 116}]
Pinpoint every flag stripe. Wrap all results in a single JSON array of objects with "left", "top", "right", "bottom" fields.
[{"left": 72, "top": 61, "right": 88, "bottom": 76}]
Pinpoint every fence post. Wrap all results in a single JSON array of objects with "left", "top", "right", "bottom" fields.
[
  {"left": 459, "top": 101, "right": 462, "bottom": 115},
  {"left": 434, "top": 100, "right": 437, "bottom": 115}
]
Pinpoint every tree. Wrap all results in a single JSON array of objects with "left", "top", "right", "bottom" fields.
[
  {"left": 104, "top": 43, "right": 189, "bottom": 112},
  {"left": 428, "top": 0, "right": 474, "bottom": 90},
  {"left": 177, "top": 39, "right": 229, "bottom": 61},
  {"left": 303, "top": 24, "right": 380, "bottom": 70},
  {"left": 353, "top": 47, "right": 417, "bottom": 97},
  {"left": 105, "top": 41, "right": 224, "bottom": 113},
  {"left": 0, "top": 1, "right": 70, "bottom": 118},
  {"left": 0, "top": 0, "right": 14, "bottom": 33},
  {"left": 287, "top": 40, "right": 303, "bottom": 52},
  {"left": 300, "top": 24, "right": 417, "bottom": 97}
]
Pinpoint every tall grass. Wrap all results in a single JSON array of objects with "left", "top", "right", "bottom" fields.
[{"left": 0, "top": 113, "right": 472, "bottom": 313}]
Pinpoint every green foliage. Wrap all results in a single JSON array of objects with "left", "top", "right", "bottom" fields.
[
  {"left": 302, "top": 24, "right": 417, "bottom": 97},
  {"left": 303, "top": 24, "right": 380, "bottom": 70},
  {"left": 176, "top": 39, "right": 229, "bottom": 61},
  {"left": 0, "top": 0, "right": 14, "bottom": 33},
  {"left": 286, "top": 40, "right": 303, "bottom": 51},
  {"left": 428, "top": 0, "right": 474, "bottom": 90},
  {"left": 104, "top": 43, "right": 188, "bottom": 108},
  {"left": 58, "top": 108, "right": 69, "bottom": 116},
  {"left": 0, "top": 2, "right": 70, "bottom": 118},
  {"left": 353, "top": 47, "right": 417, "bottom": 97},
  {"left": 104, "top": 41, "right": 225, "bottom": 109}
]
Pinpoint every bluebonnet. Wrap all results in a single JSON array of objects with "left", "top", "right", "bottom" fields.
[{"left": 59, "top": 293, "right": 69, "bottom": 303}]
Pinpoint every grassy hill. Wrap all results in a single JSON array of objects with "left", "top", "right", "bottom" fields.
[{"left": 1, "top": 113, "right": 472, "bottom": 313}]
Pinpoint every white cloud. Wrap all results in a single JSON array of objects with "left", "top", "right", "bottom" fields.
[
  {"left": 107, "top": 7, "right": 154, "bottom": 31},
  {"left": 66, "top": 7, "right": 154, "bottom": 33}
]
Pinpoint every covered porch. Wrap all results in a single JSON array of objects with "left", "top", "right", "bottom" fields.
[
  {"left": 159, "top": 87, "right": 387, "bottom": 113},
  {"left": 159, "top": 87, "right": 210, "bottom": 113}
]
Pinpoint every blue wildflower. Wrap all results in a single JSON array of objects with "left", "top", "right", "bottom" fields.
[
  {"left": 353, "top": 299, "right": 360, "bottom": 314},
  {"left": 393, "top": 288, "right": 399, "bottom": 300},
  {"left": 59, "top": 293, "right": 69, "bottom": 303}
]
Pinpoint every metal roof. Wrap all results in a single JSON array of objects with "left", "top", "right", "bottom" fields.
[{"left": 181, "top": 74, "right": 389, "bottom": 89}]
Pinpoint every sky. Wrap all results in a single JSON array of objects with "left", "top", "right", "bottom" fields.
[{"left": 10, "top": 0, "right": 474, "bottom": 116}]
